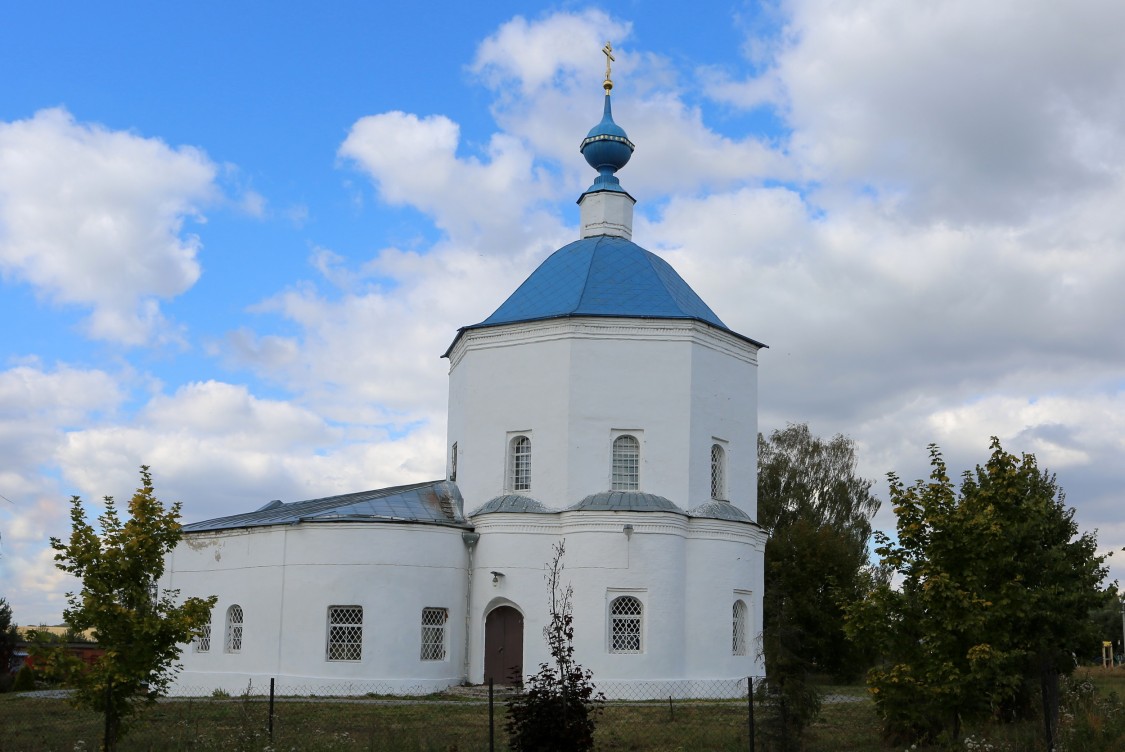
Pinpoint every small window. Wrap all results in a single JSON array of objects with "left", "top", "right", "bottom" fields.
[
  {"left": 327, "top": 606, "right": 363, "bottom": 661},
  {"left": 450, "top": 442, "right": 458, "bottom": 482},
  {"left": 195, "top": 621, "right": 212, "bottom": 653},
  {"left": 611, "top": 435, "right": 640, "bottom": 491},
  {"left": 609, "top": 596, "right": 643, "bottom": 653},
  {"left": 508, "top": 435, "right": 531, "bottom": 491},
  {"left": 420, "top": 607, "right": 448, "bottom": 661},
  {"left": 225, "top": 605, "right": 243, "bottom": 653},
  {"left": 733, "top": 600, "right": 748, "bottom": 656},
  {"left": 710, "top": 443, "right": 727, "bottom": 501}
]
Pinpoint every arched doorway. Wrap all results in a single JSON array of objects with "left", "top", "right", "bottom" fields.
[{"left": 484, "top": 605, "right": 524, "bottom": 685}]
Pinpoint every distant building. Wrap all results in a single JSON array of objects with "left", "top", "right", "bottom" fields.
[{"left": 164, "top": 66, "right": 766, "bottom": 696}]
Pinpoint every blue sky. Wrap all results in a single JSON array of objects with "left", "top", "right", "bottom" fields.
[{"left": 3, "top": 1, "right": 1124, "bottom": 624}]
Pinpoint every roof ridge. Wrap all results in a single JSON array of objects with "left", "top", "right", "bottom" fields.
[{"left": 575, "top": 234, "right": 606, "bottom": 310}]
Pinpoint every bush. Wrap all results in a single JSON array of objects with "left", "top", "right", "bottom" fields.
[
  {"left": 1058, "top": 676, "right": 1125, "bottom": 750},
  {"left": 505, "top": 541, "right": 604, "bottom": 751},
  {"left": 13, "top": 664, "right": 36, "bottom": 692}
]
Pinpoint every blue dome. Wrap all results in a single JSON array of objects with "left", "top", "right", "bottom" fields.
[
  {"left": 580, "top": 94, "right": 634, "bottom": 194},
  {"left": 469, "top": 235, "right": 731, "bottom": 331}
]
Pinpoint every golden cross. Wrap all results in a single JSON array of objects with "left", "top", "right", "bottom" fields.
[{"left": 602, "top": 41, "right": 615, "bottom": 91}]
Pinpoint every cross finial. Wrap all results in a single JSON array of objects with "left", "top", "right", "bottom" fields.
[{"left": 602, "top": 41, "right": 615, "bottom": 93}]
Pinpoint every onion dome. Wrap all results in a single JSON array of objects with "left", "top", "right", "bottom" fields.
[{"left": 579, "top": 93, "right": 635, "bottom": 195}]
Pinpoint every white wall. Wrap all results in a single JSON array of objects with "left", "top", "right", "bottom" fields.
[
  {"left": 447, "top": 318, "right": 760, "bottom": 518},
  {"left": 469, "top": 511, "right": 766, "bottom": 693},
  {"left": 165, "top": 522, "right": 469, "bottom": 694}
]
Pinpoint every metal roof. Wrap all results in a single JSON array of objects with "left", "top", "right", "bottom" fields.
[
  {"left": 687, "top": 500, "right": 754, "bottom": 523},
  {"left": 467, "top": 490, "right": 762, "bottom": 528},
  {"left": 444, "top": 235, "right": 764, "bottom": 356},
  {"left": 482, "top": 235, "right": 726, "bottom": 328},
  {"left": 568, "top": 491, "right": 686, "bottom": 513},
  {"left": 181, "top": 480, "right": 469, "bottom": 533},
  {"left": 469, "top": 494, "right": 552, "bottom": 516}
]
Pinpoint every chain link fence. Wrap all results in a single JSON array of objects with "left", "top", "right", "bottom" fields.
[{"left": 0, "top": 676, "right": 823, "bottom": 751}]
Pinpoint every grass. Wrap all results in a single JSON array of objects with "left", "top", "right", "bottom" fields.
[
  {"left": 1, "top": 693, "right": 759, "bottom": 752},
  {"left": 5, "top": 672, "right": 1124, "bottom": 751}
]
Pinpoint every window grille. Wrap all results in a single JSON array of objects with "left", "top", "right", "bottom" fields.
[
  {"left": 327, "top": 606, "right": 363, "bottom": 661},
  {"left": 509, "top": 435, "right": 531, "bottom": 491},
  {"left": 733, "top": 600, "right": 748, "bottom": 656},
  {"left": 195, "top": 622, "right": 212, "bottom": 653},
  {"left": 450, "top": 442, "right": 458, "bottom": 482},
  {"left": 225, "top": 605, "right": 243, "bottom": 653},
  {"left": 609, "top": 596, "right": 643, "bottom": 653},
  {"left": 611, "top": 435, "right": 640, "bottom": 491},
  {"left": 710, "top": 443, "right": 727, "bottom": 500},
  {"left": 420, "top": 607, "right": 448, "bottom": 661}
]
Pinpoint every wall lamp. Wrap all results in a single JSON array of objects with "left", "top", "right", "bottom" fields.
[
  {"left": 491, "top": 571, "right": 505, "bottom": 584},
  {"left": 623, "top": 524, "right": 634, "bottom": 540}
]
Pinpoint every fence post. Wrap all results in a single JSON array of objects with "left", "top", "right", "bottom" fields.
[
  {"left": 269, "top": 677, "right": 275, "bottom": 742},
  {"left": 103, "top": 679, "right": 112, "bottom": 752},
  {"left": 747, "top": 677, "right": 755, "bottom": 752},
  {"left": 489, "top": 677, "right": 495, "bottom": 752}
]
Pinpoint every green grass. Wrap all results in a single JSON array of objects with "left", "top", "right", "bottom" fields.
[
  {"left": 7, "top": 675, "right": 1124, "bottom": 752},
  {"left": 0, "top": 694, "right": 756, "bottom": 752},
  {"left": 1079, "top": 666, "right": 1125, "bottom": 696}
]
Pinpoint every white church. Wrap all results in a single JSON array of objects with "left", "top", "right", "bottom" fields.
[{"left": 164, "top": 62, "right": 767, "bottom": 696}]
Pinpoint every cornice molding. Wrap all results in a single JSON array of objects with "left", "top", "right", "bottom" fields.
[{"left": 448, "top": 318, "right": 759, "bottom": 369}]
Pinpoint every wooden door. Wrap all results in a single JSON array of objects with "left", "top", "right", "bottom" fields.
[{"left": 484, "top": 606, "right": 524, "bottom": 685}]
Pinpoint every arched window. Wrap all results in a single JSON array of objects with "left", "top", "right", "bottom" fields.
[
  {"left": 508, "top": 435, "right": 531, "bottom": 491},
  {"left": 611, "top": 435, "right": 640, "bottom": 491},
  {"left": 710, "top": 443, "right": 727, "bottom": 501},
  {"left": 225, "top": 605, "right": 243, "bottom": 653},
  {"left": 732, "top": 600, "right": 748, "bottom": 656},
  {"left": 609, "top": 596, "right": 643, "bottom": 653}
]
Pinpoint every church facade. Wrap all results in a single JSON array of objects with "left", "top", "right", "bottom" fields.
[{"left": 164, "top": 70, "right": 767, "bottom": 696}]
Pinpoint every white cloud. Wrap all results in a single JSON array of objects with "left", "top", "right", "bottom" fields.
[
  {"left": 0, "top": 108, "right": 217, "bottom": 345},
  {"left": 471, "top": 10, "right": 632, "bottom": 96},
  {"left": 220, "top": 244, "right": 532, "bottom": 428},
  {"left": 339, "top": 112, "right": 565, "bottom": 250},
  {"left": 730, "top": 0, "right": 1125, "bottom": 223}
]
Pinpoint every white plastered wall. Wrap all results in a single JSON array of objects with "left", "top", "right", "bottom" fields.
[
  {"left": 468, "top": 511, "right": 766, "bottom": 695},
  {"left": 165, "top": 522, "right": 469, "bottom": 694},
  {"left": 446, "top": 318, "right": 760, "bottom": 519}
]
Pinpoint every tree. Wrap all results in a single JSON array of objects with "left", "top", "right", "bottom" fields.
[
  {"left": 0, "top": 598, "right": 18, "bottom": 663},
  {"left": 48, "top": 466, "right": 216, "bottom": 751},
  {"left": 1087, "top": 593, "right": 1124, "bottom": 661},
  {"left": 0, "top": 597, "right": 20, "bottom": 685},
  {"left": 758, "top": 424, "right": 880, "bottom": 682},
  {"left": 506, "top": 540, "right": 604, "bottom": 751},
  {"left": 847, "top": 439, "right": 1110, "bottom": 745}
]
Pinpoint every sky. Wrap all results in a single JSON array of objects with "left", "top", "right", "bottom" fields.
[{"left": 2, "top": 1, "right": 1124, "bottom": 625}]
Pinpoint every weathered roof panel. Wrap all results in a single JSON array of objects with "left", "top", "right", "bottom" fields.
[
  {"left": 568, "top": 491, "right": 685, "bottom": 513},
  {"left": 469, "top": 494, "right": 552, "bottom": 516},
  {"left": 182, "top": 480, "right": 469, "bottom": 533},
  {"left": 687, "top": 500, "right": 754, "bottom": 523}
]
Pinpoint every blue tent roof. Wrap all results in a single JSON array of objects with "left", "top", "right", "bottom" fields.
[
  {"left": 483, "top": 235, "right": 724, "bottom": 326},
  {"left": 445, "top": 236, "right": 763, "bottom": 355}
]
